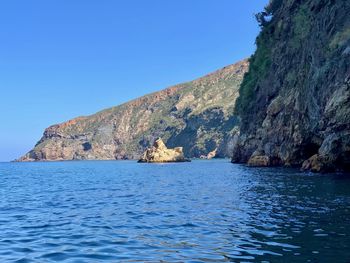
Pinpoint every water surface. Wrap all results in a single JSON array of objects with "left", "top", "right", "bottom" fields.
[{"left": 0, "top": 160, "right": 349, "bottom": 262}]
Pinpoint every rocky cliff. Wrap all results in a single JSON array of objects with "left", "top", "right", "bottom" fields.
[
  {"left": 18, "top": 60, "right": 248, "bottom": 161},
  {"left": 232, "top": 0, "right": 350, "bottom": 172}
]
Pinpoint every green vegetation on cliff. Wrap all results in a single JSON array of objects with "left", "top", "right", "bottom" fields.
[
  {"left": 235, "top": 30, "right": 272, "bottom": 117},
  {"left": 232, "top": 0, "right": 350, "bottom": 172},
  {"left": 19, "top": 60, "right": 248, "bottom": 161}
]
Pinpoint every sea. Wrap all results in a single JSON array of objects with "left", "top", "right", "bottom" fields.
[{"left": 0, "top": 159, "right": 349, "bottom": 262}]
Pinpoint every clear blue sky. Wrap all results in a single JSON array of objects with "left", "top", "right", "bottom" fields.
[{"left": 0, "top": 0, "right": 267, "bottom": 161}]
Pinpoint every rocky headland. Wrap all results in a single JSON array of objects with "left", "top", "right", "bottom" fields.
[
  {"left": 232, "top": 0, "right": 350, "bottom": 172},
  {"left": 18, "top": 60, "right": 248, "bottom": 161}
]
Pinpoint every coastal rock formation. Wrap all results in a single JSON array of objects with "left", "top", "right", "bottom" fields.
[
  {"left": 207, "top": 148, "right": 217, "bottom": 159},
  {"left": 18, "top": 60, "right": 248, "bottom": 161},
  {"left": 301, "top": 154, "right": 331, "bottom": 173},
  {"left": 138, "top": 138, "right": 189, "bottom": 163},
  {"left": 200, "top": 148, "right": 217, "bottom": 159},
  {"left": 232, "top": 0, "right": 350, "bottom": 172},
  {"left": 247, "top": 155, "right": 270, "bottom": 167}
]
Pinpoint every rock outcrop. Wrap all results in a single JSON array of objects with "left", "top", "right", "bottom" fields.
[
  {"left": 232, "top": 0, "right": 350, "bottom": 172},
  {"left": 18, "top": 60, "right": 248, "bottom": 161},
  {"left": 247, "top": 155, "right": 270, "bottom": 167},
  {"left": 200, "top": 148, "right": 217, "bottom": 159},
  {"left": 138, "top": 138, "right": 189, "bottom": 163}
]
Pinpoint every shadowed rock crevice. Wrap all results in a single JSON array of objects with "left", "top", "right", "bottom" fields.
[
  {"left": 166, "top": 108, "right": 237, "bottom": 157},
  {"left": 82, "top": 142, "right": 92, "bottom": 151}
]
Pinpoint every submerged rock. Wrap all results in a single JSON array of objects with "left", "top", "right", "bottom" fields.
[{"left": 138, "top": 138, "right": 190, "bottom": 163}]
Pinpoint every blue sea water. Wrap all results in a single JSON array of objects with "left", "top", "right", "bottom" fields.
[{"left": 0, "top": 159, "right": 350, "bottom": 262}]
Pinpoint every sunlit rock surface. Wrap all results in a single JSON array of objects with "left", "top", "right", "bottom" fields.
[
  {"left": 18, "top": 60, "right": 248, "bottom": 161},
  {"left": 138, "top": 138, "right": 190, "bottom": 163}
]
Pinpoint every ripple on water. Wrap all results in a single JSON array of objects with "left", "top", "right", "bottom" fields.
[{"left": 0, "top": 160, "right": 349, "bottom": 262}]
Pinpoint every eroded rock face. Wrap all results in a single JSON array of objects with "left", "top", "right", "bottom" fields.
[
  {"left": 200, "top": 148, "right": 217, "bottom": 159},
  {"left": 247, "top": 155, "right": 270, "bottom": 167},
  {"left": 232, "top": 0, "right": 350, "bottom": 172},
  {"left": 17, "top": 60, "right": 248, "bottom": 161},
  {"left": 138, "top": 138, "right": 190, "bottom": 163},
  {"left": 301, "top": 154, "right": 332, "bottom": 173}
]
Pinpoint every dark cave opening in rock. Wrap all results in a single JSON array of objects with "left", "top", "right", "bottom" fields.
[
  {"left": 339, "top": 151, "right": 350, "bottom": 172},
  {"left": 82, "top": 142, "right": 92, "bottom": 151},
  {"left": 301, "top": 141, "right": 320, "bottom": 160}
]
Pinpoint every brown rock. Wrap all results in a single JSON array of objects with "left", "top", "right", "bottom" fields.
[
  {"left": 247, "top": 155, "right": 270, "bottom": 167},
  {"left": 138, "top": 138, "right": 190, "bottom": 163},
  {"left": 301, "top": 154, "right": 335, "bottom": 173},
  {"left": 301, "top": 154, "right": 322, "bottom": 172}
]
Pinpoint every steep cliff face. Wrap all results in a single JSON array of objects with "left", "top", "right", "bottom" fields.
[
  {"left": 232, "top": 0, "right": 350, "bottom": 172},
  {"left": 18, "top": 60, "right": 248, "bottom": 161}
]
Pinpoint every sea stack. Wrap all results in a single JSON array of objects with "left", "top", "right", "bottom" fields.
[{"left": 138, "top": 138, "right": 190, "bottom": 163}]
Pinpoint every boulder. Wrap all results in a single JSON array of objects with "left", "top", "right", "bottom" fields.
[
  {"left": 247, "top": 155, "right": 270, "bottom": 167},
  {"left": 301, "top": 154, "right": 326, "bottom": 173},
  {"left": 138, "top": 138, "right": 190, "bottom": 163},
  {"left": 301, "top": 154, "right": 336, "bottom": 173}
]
